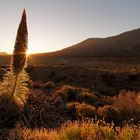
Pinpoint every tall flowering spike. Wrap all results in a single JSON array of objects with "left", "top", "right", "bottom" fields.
[
  {"left": 12, "top": 9, "right": 28, "bottom": 75},
  {"left": 0, "top": 9, "right": 29, "bottom": 111}
]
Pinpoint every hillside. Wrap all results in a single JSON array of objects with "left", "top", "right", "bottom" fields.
[
  {"left": 45, "top": 28, "right": 140, "bottom": 57},
  {"left": 0, "top": 28, "right": 140, "bottom": 65}
]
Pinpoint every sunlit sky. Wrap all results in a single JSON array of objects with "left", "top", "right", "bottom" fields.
[{"left": 0, "top": 0, "right": 140, "bottom": 54}]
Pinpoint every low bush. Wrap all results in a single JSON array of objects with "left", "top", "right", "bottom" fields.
[
  {"left": 76, "top": 91, "right": 97, "bottom": 105},
  {"left": 98, "top": 105, "right": 121, "bottom": 123},
  {"left": 53, "top": 85, "right": 82, "bottom": 102},
  {"left": 43, "top": 81, "right": 56, "bottom": 90},
  {"left": 76, "top": 103, "right": 97, "bottom": 118},
  {"left": 66, "top": 102, "right": 80, "bottom": 120},
  {"left": 33, "top": 81, "right": 56, "bottom": 94},
  {"left": 66, "top": 102, "right": 97, "bottom": 119},
  {"left": 113, "top": 90, "right": 140, "bottom": 120}
]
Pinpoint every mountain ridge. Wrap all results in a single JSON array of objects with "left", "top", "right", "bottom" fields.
[
  {"left": 43, "top": 28, "right": 140, "bottom": 58},
  {"left": 1, "top": 28, "right": 140, "bottom": 59}
]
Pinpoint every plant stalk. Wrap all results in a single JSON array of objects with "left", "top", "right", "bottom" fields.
[{"left": 11, "top": 73, "right": 18, "bottom": 99}]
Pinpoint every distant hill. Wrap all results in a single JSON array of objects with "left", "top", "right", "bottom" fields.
[
  {"left": 45, "top": 28, "right": 140, "bottom": 58},
  {"left": 0, "top": 53, "right": 10, "bottom": 65},
  {"left": 0, "top": 28, "right": 140, "bottom": 65}
]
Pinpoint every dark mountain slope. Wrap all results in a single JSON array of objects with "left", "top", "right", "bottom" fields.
[
  {"left": 0, "top": 28, "right": 140, "bottom": 65},
  {"left": 45, "top": 28, "right": 140, "bottom": 57}
]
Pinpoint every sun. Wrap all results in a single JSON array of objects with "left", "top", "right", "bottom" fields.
[
  {"left": 26, "top": 46, "right": 38, "bottom": 55},
  {"left": 26, "top": 50, "right": 30, "bottom": 56}
]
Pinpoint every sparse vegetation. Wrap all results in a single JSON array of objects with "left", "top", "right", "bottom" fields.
[
  {"left": 76, "top": 91, "right": 97, "bottom": 105},
  {"left": 76, "top": 103, "right": 97, "bottom": 118},
  {"left": 54, "top": 85, "right": 81, "bottom": 102},
  {"left": 8, "top": 121, "right": 140, "bottom": 140},
  {"left": 98, "top": 105, "right": 121, "bottom": 124},
  {"left": 113, "top": 90, "right": 140, "bottom": 123}
]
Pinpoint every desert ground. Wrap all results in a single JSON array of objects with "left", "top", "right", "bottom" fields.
[{"left": 0, "top": 57, "right": 140, "bottom": 139}]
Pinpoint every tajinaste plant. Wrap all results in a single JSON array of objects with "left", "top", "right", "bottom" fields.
[{"left": 0, "top": 9, "right": 29, "bottom": 111}]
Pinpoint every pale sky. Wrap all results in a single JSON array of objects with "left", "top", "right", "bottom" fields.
[{"left": 0, "top": 0, "right": 140, "bottom": 54}]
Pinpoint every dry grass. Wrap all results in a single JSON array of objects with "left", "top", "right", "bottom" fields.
[
  {"left": 8, "top": 120, "right": 140, "bottom": 140},
  {"left": 114, "top": 90, "right": 140, "bottom": 113},
  {"left": 113, "top": 90, "right": 140, "bottom": 122}
]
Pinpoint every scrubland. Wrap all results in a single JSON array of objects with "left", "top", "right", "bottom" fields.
[{"left": 0, "top": 58, "right": 140, "bottom": 140}]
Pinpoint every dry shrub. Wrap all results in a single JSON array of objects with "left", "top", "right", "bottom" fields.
[
  {"left": 66, "top": 102, "right": 97, "bottom": 119},
  {"left": 23, "top": 90, "right": 65, "bottom": 128},
  {"left": 76, "top": 91, "right": 97, "bottom": 105},
  {"left": 66, "top": 102, "right": 80, "bottom": 120},
  {"left": 53, "top": 85, "right": 82, "bottom": 102},
  {"left": 43, "top": 81, "right": 56, "bottom": 94},
  {"left": 43, "top": 81, "right": 56, "bottom": 90},
  {"left": 76, "top": 103, "right": 97, "bottom": 118},
  {"left": 33, "top": 81, "right": 56, "bottom": 93},
  {"left": 98, "top": 105, "right": 121, "bottom": 123},
  {"left": 0, "top": 68, "right": 6, "bottom": 79},
  {"left": 113, "top": 90, "right": 140, "bottom": 119}
]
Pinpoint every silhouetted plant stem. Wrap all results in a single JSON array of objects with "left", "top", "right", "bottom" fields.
[{"left": 11, "top": 73, "right": 18, "bottom": 99}]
